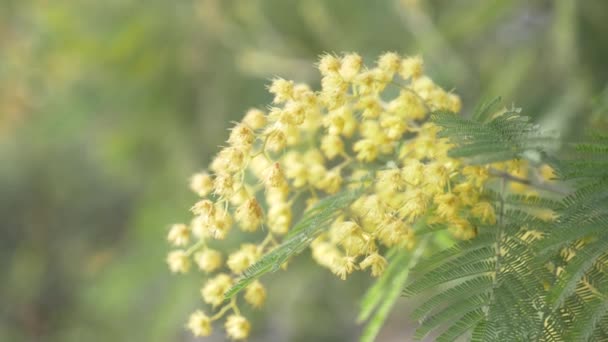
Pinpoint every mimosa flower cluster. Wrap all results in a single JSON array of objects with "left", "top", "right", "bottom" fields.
[{"left": 166, "top": 52, "right": 508, "bottom": 339}]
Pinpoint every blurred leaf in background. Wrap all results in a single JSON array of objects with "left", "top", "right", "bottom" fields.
[{"left": 0, "top": 0, "right": 607, "bottom": 341}]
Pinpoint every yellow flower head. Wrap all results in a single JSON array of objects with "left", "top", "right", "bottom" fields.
[
  {"left": 225, "top": 315, "right": 251, "bottom": 340},
  {"left": 187, "top": 310, "right": 212, "bottom": 337}
]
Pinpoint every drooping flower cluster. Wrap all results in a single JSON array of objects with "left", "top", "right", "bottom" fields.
[{"left": 166, "top": 52, "right": 511, "bottom": 339}]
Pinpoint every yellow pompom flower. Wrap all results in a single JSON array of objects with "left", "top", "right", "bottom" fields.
[
  {"left": 360, "top": 253, "right": 388, "bottom": 277},
  {"left": 399, "top": 55, "right": 423, "bottom": 80},
  {"left": 195, "top": 249, "right": 223, "bottom": 273},
  {"left": 268, "top": 78, "right": 294, "bottom": 104},
  {"left": 225, "top": 315, "right": 251, "bottom": 340},
  {"left": 201, "top": 273, "right": 233, "bottom": 307},
  {"left": 235, "top": 198, "right": 263, "bottom": 232},
  {"left": 227, "top": 244, "right": 260, "bottom": 274},
  {"left": 243, "top": 108, "right": 267, "bottom": 129},
  {"left": 187, "top": 310, "right": 212, "bottom": 337},
  {"left": 190, "top": 172, "right": 214, "bottom": 197},
  {"left": 167, "top": 250, "right": 191, "bottom": 274},
  {"left": 244, "top": 280, "right": 267, "bottom": 308},
  {"left": 471, "top": 201, "right": 497, "bottom": 224},
  {"left": 167, "top": 223, "right": 190, "bottom": 247}
]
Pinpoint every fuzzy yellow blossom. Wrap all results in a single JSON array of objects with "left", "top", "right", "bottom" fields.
[
  {"left": 377, "top": 52, "right": 401, "bottom": 74},
  {"left": 332, "top": 256, "right": 358, "bottom": 280},
  {"left": 320, "top": 134, "right": 345, "bottom": 159},
  {"left": 243, "top": 108, "right": 267, "bottom": 129},
  {"left": 225, "top": 315, "right": 251, "bottom": 340},
  {"left": 318, "top": 53, "right": 341, "bottom": 75},
  {"left": 167, "top": 223, "right": 190, "bottom": 246},
  {"left": 268, "top": 202, "right": 292, "bottom": 235},
  {"left": 201, "top": 273, "right": 233, "bottom": 307},
  {"left": 190, "top": 172, "right": 214, "bottom": 197},
  {"left": 399, "top": 55, "right": 423, "bottom": 80},
  {"left": 339, "top": 53, "right": 363, "bottom": 81},
  {"left": 228, "top": 124, "right": 255, "bottom": 150},
  {"left": 227, "top": 244, "right": 260, "bottom": 274},
  {"left": 165, "top": 52, "right": 525, "bottom": 340},
  {"left": 195, "top": 249, "right": 223, "bottom": 273},
  {"left": 244, "top": 280, "right": 267, "bottom": 308},
  {"left": 235, "top": 198, "right": 263, "bottom": 232},
  {"left": 360, "top": 253, "right": 388, "bottom": 277},
  {"left": 187, "top": 310, "right": 212, "bottom": 337},
  {"left": 353, "top": 139, "right": 378, "bottom": 162},
  {"left": 471, "top": 201, "right": 497, "bottom": 224},
  {"left": 268, "top": 78, "right": 294, "bottom": 104},
  {"left": 167, "top": 250, "right": 191, "bottom": 274}
]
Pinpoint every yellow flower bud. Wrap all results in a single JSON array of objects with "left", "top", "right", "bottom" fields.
[
  {"left": 243, "top": 108, "right": 267, "bottom": 129},
  {"left": 320, "top": 134, "right": 344, "bottom": 160},
  {"left": 360, "top": 253, "right": 388, "bottom": 277},
  {"left": 244, "top": 280, "right": 267, "bottom": 308},
  {"left": 235, "top": 198, "right": 263, "bottom": 232},
  {"left": 225, "top": 315, "right": 251, "bottom": 340},
  {"left": 195, "top": 248, "right": 223, "bottom": 273},
  {"left": 189, "top": 172, "right": 213, "bottom": 197},
  {"left": 228, "top": 124, "right": 255, "bottom": 150},
  {"left": 353, "top": 139, "right": 378, "bottom": 162},
  {"left": 167, "top": 250, "right": 191, "bottom": 274},
  {"left": 227, "top": 244, "right": 260, "bottom": 274},
  {"left": 399, "top": 55, "right": 423, "bottom": 80},
  {"left": 268, "top": 77, "right": 294, "bottom": 104},
  {"left": 471, "top": 201, "right": 496, "bottom": 224},
  {"left": 213, "top": 172, "right": 235, "bottom": 198},
  {"left": 201, "top": 273, "right": 233, "bottom": 307},
  {"left": 187, "top": 310, "right": 212, "bottom": 337},
  {"left": 318, "top": 53, "right": 340, "bottom": 75},
  {"left": 339, "top": 53, "right": 363, "bottom": 81},
  {"left": 167, "top": 223, "right": 190, "bottom": 247}
]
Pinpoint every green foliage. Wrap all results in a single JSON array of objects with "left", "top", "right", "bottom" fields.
[
  {"left": 398, "top": 112, "right": 608, "bottom": 341},
  {"left": 432, "top": 98, "right": 556, "bottom": 164}
]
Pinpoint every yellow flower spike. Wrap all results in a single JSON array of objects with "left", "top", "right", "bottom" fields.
[
  {"left": 167, "top": 250, "right": 191, "bottom": 274},
  {"left": 187, "top": 310, "right": 212, "bottom": 337},
  {"left": 244, "top": 280, "right": 267, "bottom": 309},
  {"left": 195, "top": 249, "right": 223, "bottom": 273},
  {"left": 167, "top": 223, "right": 190, "bottom": 247},
  {"left": 189, "top": 172, "right": 214, "bottom": 197},
  {"left": 201, "top": 273, "right": 233, "bottom": 307},
  {"left": 225, "top": 315, "right": 251, "bottom": 340}
]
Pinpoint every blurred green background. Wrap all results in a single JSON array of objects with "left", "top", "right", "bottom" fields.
[{"left": 1, "top": 0, "right": 607, "bottom": 341}]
